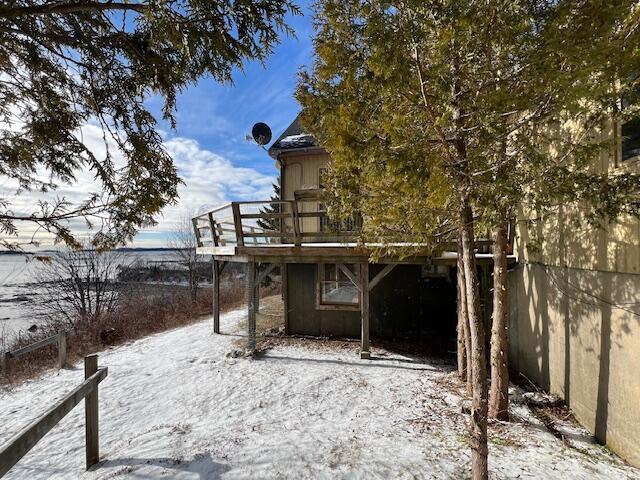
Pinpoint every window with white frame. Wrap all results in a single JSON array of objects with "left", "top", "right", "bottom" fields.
[{"left": 317, "top": 263, "right": 359, "bottom": 308}]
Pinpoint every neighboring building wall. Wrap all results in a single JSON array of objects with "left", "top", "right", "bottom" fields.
[
  {"left": 510, "top": 123, "right": 640, "bottom": 466},
  {"left": 508, "top": 263, "right": 640, "bottom": 467}
]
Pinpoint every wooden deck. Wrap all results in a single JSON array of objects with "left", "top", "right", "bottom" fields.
[
  {"left": 194, "top": 200, "right": 515, "bottom": 358},
  {"left": 192, "top": 198, "right": 509, "bottom": 264}
]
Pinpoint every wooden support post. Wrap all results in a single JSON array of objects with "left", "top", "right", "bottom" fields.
[
  {"left": 256, "top": 282, "right": 260, "bottom": 314},
  {"left": 282, "top": 263, "right": 289, "bottom": 334},
  {"left": 58, "top": 331, "right": 67, "bottom": 369},
  {"left": 212, "top": 259, "right": 220, "bottom": 334},
  {"left": 247, "top": 261, "right": 257, "bottom": 352},
  {"left": 84, "top": 355, "right": 99, "bottom": 470},
  {"left": 360, "top": 262, "right": 370, "bottom": 359}
]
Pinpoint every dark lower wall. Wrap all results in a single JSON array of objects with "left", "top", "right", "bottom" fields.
[{"left": 286, "top": 263, "right": 457, "bottom": 343}]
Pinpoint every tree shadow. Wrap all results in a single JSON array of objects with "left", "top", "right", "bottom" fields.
[
  {"left": 512, "top": 192, "right": 640, "bottom": 456},
  {"left": 257, "top": 353, "right": 448, "bottom": 373},
  {"left": 95, "top": 452, "right": 229, "bottom": 479}
]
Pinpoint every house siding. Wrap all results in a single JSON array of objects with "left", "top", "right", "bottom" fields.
[
  {"left": 509, "top": 263, "right": 640, "bottom": 467},
  {"left": 510, "top": 123, "right": 640, "bottom": 467}
]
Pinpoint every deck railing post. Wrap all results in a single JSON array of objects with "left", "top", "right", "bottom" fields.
[
  {"left": 231, "top": 202, "right": 245, "bottom": 246},
  {"left": 58, "top": 331, "right": 67, "bottom": 369},
  {"left": 192, "top": 218, "right": 203, "bottom": 248},
  {"left": 208, "top": 212, "right": 219, "bottom": 247},
  {"left": 84, "top": 355, "right": 99, "bottom": 470},
  {"left": 291, "top": 201, "right": 301, "bottom": 246}
]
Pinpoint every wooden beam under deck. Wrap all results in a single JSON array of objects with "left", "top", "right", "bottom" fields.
[{"left": 197, "top": 244, "right": 515, "bottom": 266}]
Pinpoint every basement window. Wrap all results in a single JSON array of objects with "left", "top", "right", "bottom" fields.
[{"left": 317, "top": 263, "right": 360, "bottom": 310}]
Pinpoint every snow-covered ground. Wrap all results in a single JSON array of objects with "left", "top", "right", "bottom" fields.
[{"left": 1, "top": 309, "right": 638, "bottom": 479}]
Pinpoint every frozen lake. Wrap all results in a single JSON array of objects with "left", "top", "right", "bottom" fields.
[{"left": 0, "top": 250, "right": 181, "bottom": 340}]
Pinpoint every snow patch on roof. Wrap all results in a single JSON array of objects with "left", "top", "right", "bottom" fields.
[{"left": 278, "top": 134, "right": 316, "bottom": 148}]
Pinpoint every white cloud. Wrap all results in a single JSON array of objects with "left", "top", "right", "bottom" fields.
[
  {"left": 148, "top": 136, "right": 276, "bottom": 232},
  {"left": 1, "top": 125, "right": 276, "bottom": 249}
]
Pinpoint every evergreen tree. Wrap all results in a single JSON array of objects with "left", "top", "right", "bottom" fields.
[
  {"left": 0, "top": 0, "right": 299, "bottom": 250},
  {"left": 257, "top": 180, "right": 281, "bottom": 232},
  {"left": 298, "top": 1, "right": 640, "bottom": 478}
]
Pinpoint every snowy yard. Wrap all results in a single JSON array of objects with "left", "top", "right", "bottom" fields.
[{"left": 1, "top": 308, "right": 638, "bottom": 479}]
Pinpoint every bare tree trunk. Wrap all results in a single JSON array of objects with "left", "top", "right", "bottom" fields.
[
  {"left": 489, "top": 223, "right": 509, "bottom": 420},
  {"left": 456, "top": 237, "right": 468, "bottom": 380},
  {"left": 460, "top": 199, "right": 489, "bottom": 480},
  {"left": 458, "top": 234, "right": 473, "bottom": 396}
]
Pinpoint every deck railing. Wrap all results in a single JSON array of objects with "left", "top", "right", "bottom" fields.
[
  {"left": 192, "top": 197, "right": 360, "bottom": 248},
  {"left": 192, "top": 196, "right": 512, "bottom": 253}
]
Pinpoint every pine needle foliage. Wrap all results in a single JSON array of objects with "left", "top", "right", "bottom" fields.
[
  {"left": 0, "top": 0, "right": 300, "bottom": 250},
  {"left": 297, "top": 1, "right": 640, "bottom": 254}
]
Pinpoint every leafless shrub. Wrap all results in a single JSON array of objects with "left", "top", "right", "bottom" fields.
[
  {"left": 167, "top": 215, "right": 201, "bottom": 303},
  {"left": 1, "top": 273, "right": 249, "bottom": 386},
  {"left": 34, "top": 247, "right": 132, "bottom": 329}
]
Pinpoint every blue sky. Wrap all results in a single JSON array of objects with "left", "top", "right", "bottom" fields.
[
  {"left": 152, "top": 4, "right": 314, "bottom": 177},
  {"left": 130, "top": 3, "right": 315, "bottom": 246}
]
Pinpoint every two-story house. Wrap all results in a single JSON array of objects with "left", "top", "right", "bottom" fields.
[{"left": 192, "top": 115, "right": 503, "bottom": 359}]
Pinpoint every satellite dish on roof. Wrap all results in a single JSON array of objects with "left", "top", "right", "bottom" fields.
[{"left": 251, "top": 122, "right": 272, "bottom": 146}]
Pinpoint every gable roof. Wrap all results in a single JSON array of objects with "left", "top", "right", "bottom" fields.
[{"left": 268, "top": 115, "right": 321, "bottom": 158}]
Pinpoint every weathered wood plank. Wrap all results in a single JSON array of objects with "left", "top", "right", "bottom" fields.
[
  {"left": 360, "top": 262, "right": 370, "bottom": 359},
  {"left": 8, "top": 334, "right": 60, "bottom": 358},
  {"left": 231, "top": 203, "right": 245, "bottom": 247},
  {"left": 0, "top": 362, "right": 107, "bottom": 477},
  {"left": 240, "top": 212, "right": 292, "bottom": 220},
  {"left": 84, "top": 355, "right": 99, "bottom": 470},
  {"left": 242, "top": 232, "right": 287, "bottom": 238},
  {"left": 192, "top": 218, "right": 203, "bottom": 248}
]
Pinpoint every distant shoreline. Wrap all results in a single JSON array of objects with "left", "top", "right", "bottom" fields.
[{"left": 0, "top": 247, "right": 184, "bottom": 256}]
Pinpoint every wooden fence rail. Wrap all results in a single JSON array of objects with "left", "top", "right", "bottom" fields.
[
  {"left": 0, "top": 355, "right": 108, "bottom": 478},
  {"left": 1, "top": 331, "right": 69, "bottom": 376}
]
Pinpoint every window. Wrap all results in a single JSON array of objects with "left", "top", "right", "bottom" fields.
[
  {"left": 318, "top": 165, "right": 357, "bottom": 233},
  {"left": 622, "top": 117, "right": 640, "bottom": 161},
  {"left": 317, "top": 263, "right": 360, "bottom": 309},
  {"left": 621, "top": 82, "right": 640, "bottom": 162}
]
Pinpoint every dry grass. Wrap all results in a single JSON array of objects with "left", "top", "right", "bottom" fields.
[
  {"left": 0, "top": 277, "right": 251, "bottom": 388},
  {"left": 231, "top": 289, "right": 284, "bottom": 351}
]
